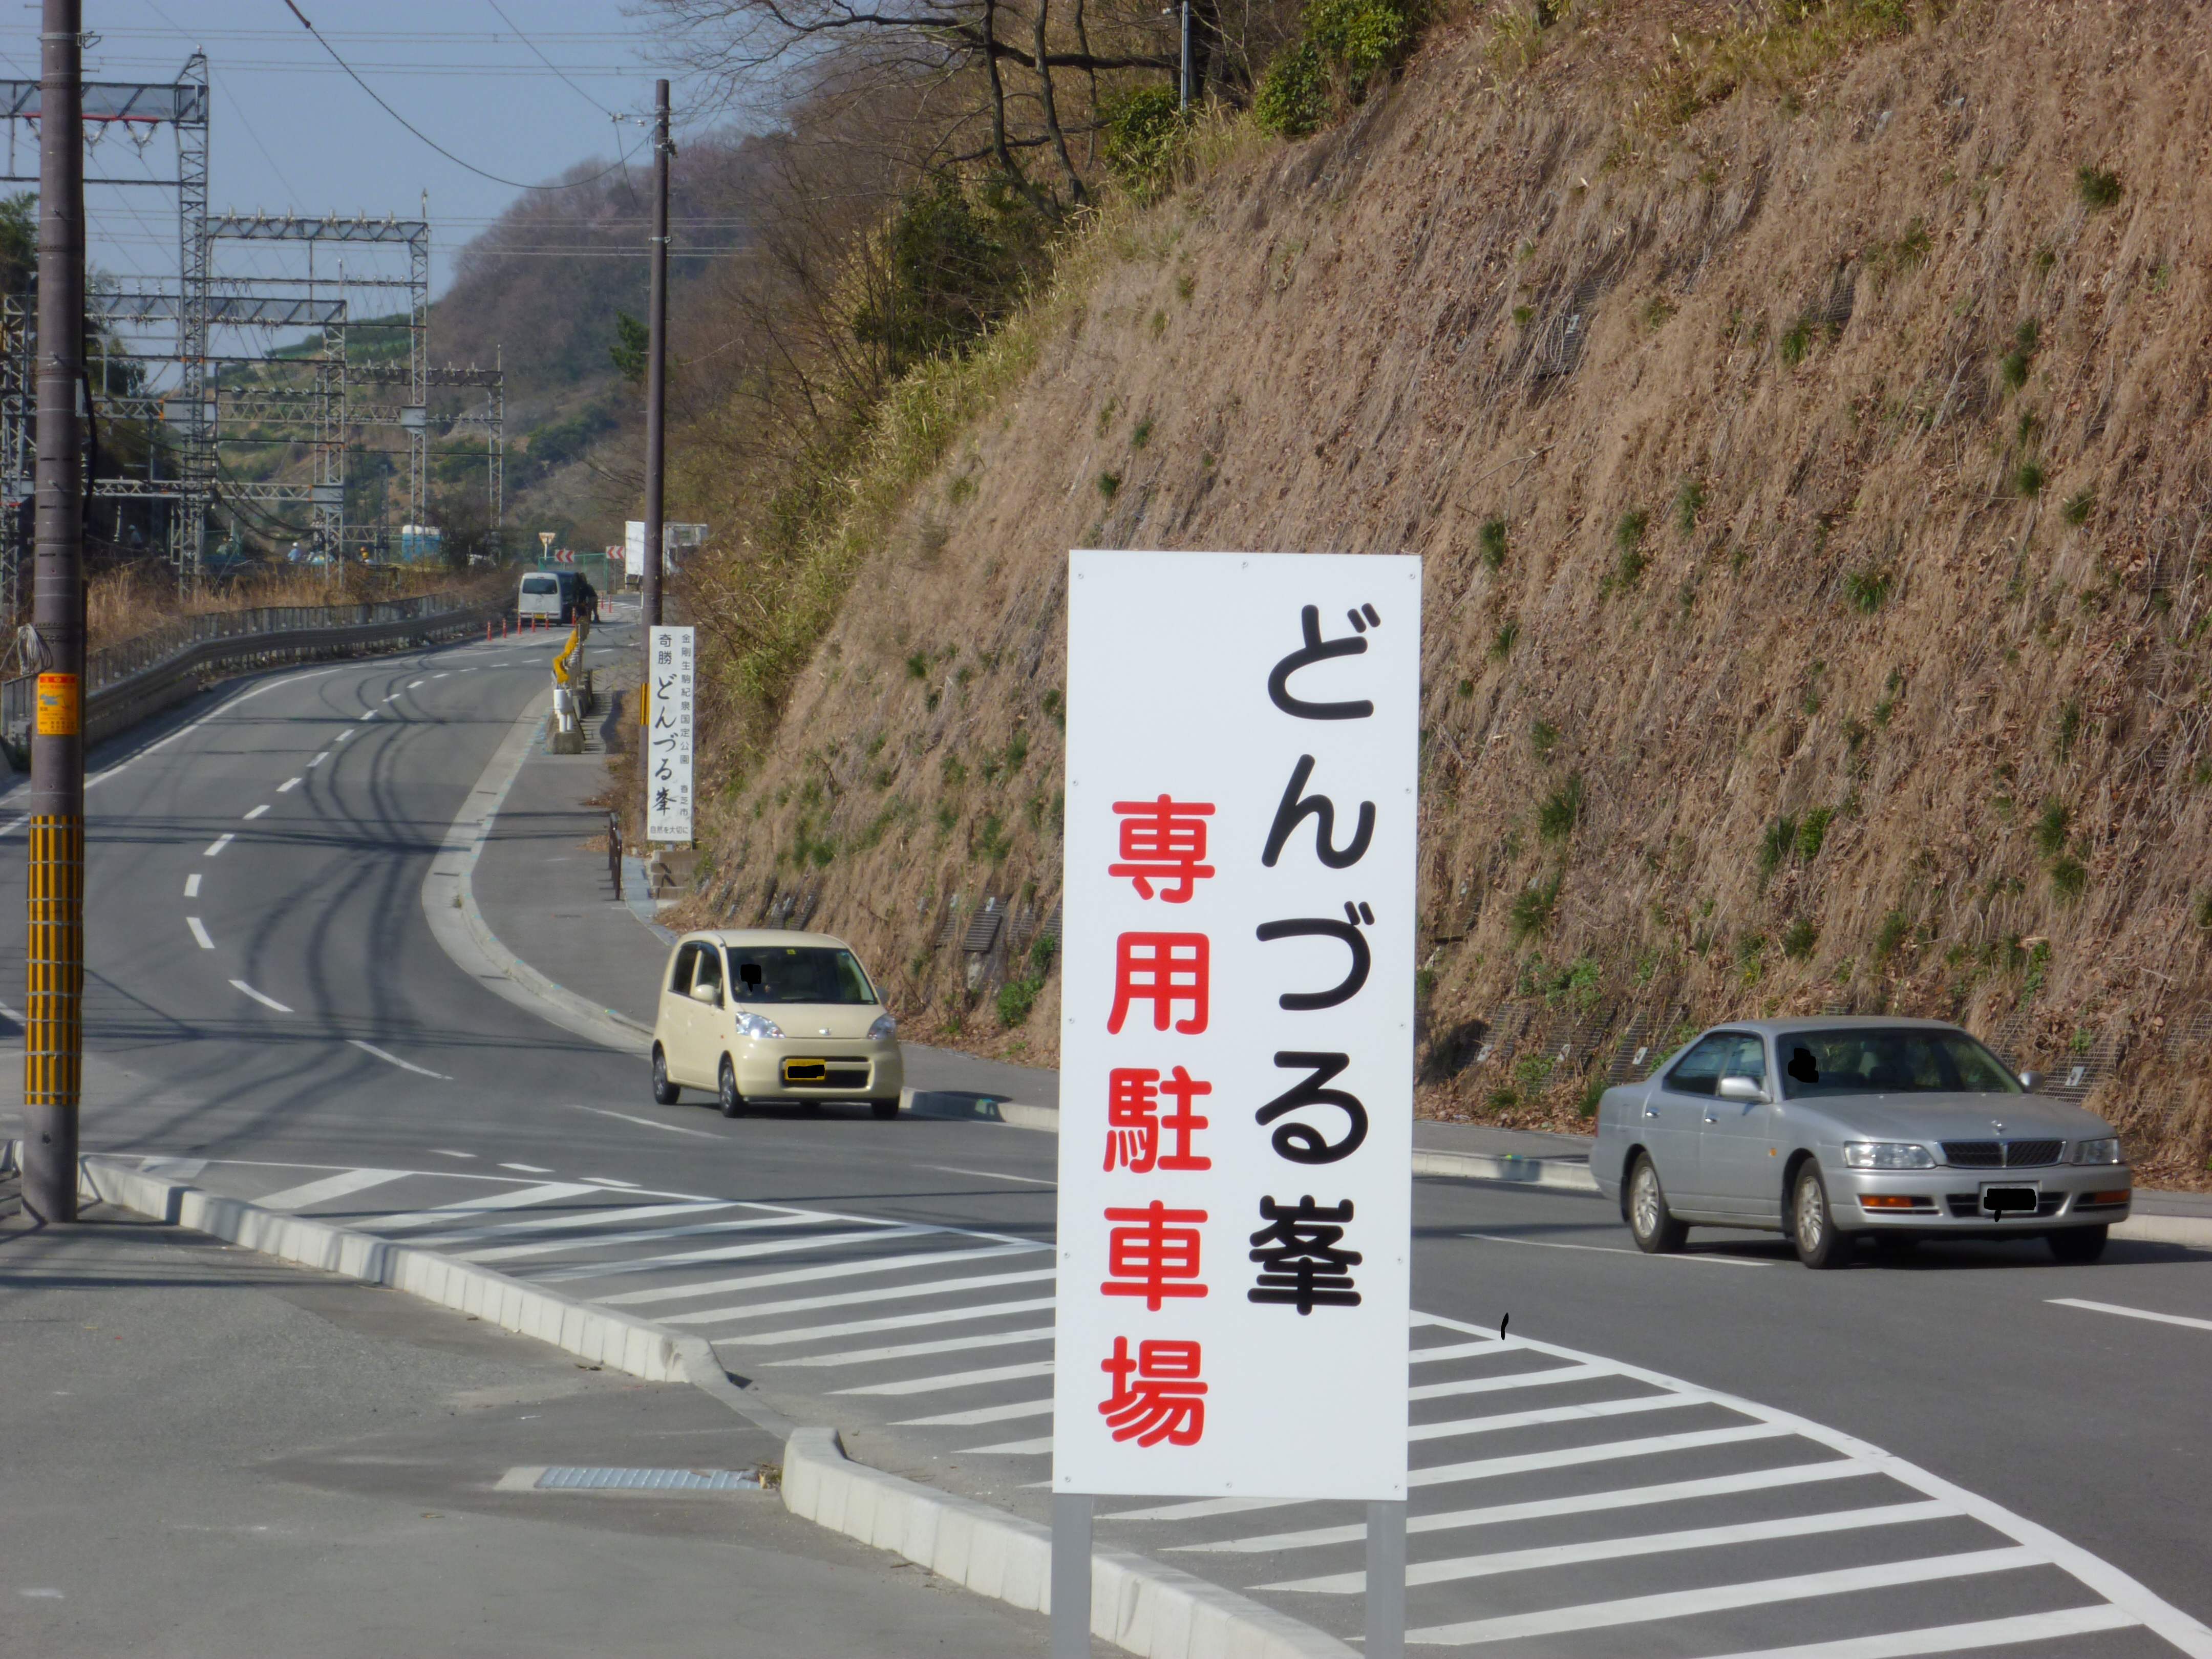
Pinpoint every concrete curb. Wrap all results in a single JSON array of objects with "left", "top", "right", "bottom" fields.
[
  {"left": 903, "top": 1090, "right": 1064, "bottom": 1134},
  {"left": 419, "top": 684, "right": 654, "bottom": 1056},
  {"left": 783, "top": 1428, "right": 1356, "bottom": 1659},
  {"left": 67, "top": 1153, "right": 698, "bottom": 1381},
  {"left": 1412, "top": 1147, "right": 1600, "bottom": 1193}
]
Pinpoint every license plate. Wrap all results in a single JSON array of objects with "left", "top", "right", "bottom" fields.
[
  {"left": 782, "top": 1058, "right": 828, "bottom": 1083},
  {"left": 1980, "top": 1183, "right": 2038, "bottom": 1217}
]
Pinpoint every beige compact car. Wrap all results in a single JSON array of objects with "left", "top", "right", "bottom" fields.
[{"left": 649, "top": 929, "right": 904, "bottom": 1119}]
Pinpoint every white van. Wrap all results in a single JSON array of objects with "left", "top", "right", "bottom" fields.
[{"left": 518, "top": 570, "right": 579, "bottom": 623}]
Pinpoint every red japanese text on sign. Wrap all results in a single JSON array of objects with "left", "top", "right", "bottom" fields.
[
  {"left": 1104, "top": 1066, "right": 1213, "bottom": 1174},
  {"left": 1101, "top": 1201, "right": 1208, "bottom": 1310},
  {"left": 1106, "top": 932, "right": 1209, "bottom": 1034},
  {"left": 1107, "top": 796, "right": 1216, "bottom": 902},
  {"left": 1099, "top": 1338, "right": 1206, "bottom": 1446}
]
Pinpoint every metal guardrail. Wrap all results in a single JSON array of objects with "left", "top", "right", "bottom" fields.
[{"left": 0, "top": 583, "right": 506, "bottom": 749}]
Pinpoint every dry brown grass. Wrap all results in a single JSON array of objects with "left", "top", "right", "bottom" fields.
[
  {"left": 670, "top": 0, "right": 2212, "bottom": 1182},
  {"left": 86, "top": 564, "right": 470, "bottom": 654}
]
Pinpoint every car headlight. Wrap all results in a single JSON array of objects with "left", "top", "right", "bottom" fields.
[
  {"left": 1843, "top": 1141, "right": 1936, "bottom": 1170},
  {"left": 867, "top": 1013, "right": 898, "bottom": 1043},
  {"left": 736, "top": 1012, "right": 785, "bottom": 1040},
  {"left": 2070, "top": 1137, "right": 2123, "bottom": 1165}
]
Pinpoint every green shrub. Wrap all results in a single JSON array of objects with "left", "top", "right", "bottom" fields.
[
  {"left": 2033, "top": 800, "right": 2070, "bottom": 859},
  {"left": 2049, "top": 856, "right": 2087, "bottom": 899},
  {"left": 1674, "top": 479, "right": 1706, "bottom": 536},
  {"left": 2076, "top": 165, "right": 2122, "bottom": 210},
  {"left": 1780, "top": 316, "right": 1813, "bottom": 366},
  {"left": 904, "top": 650, "right": 929, "bottom": 679},
  {"left": 1490, "top": 620, "right": 1518, "bottom": 659},
  {"left": 849, "top": 178, "right": 1043, "bottom": 378},
  {"left": 2062, "top": 488, "right": 2094, "bottom": 526},
  {"left": 1479, "top": 517, "right": 1508, "bottom": 569},
  {"left": 1097, "top": 471, "right": 1121, "bottom": 500},
  {"left": 2055, "top": 699, "right": 2082, "bottom": 760},
  {"left": 1844, "top": 568, "right": 1892, "bottom": 613},
  {"left": 1873, "top": 909, "right": 1910, "bottom": 964},
  {"left": 1758, "top": 816, "right": 1799, "bottom": 880},
  {"left": 1131, "top": 417, "right": 1154, "bottom": 450},
  {"left": 1529, "top": 718, "right": 1559, "bottom": 760},
  {"left": 1797, "top": 805, "right": 1835, "bottom": 861},
  {"left": 2016, "top": 460, "right": 2045, "bottom": 497},
  {"left": 1101, "top": 86, "right": 1187, "bottom": 194},
  {"left": 2000, "top": 350, "right": 2032, "bottom": 391},
  {"left": 1255, "top": 39, "right": 1329, "bottom": 138},
  {"left": 1257, "top": 0, "right": 1423, "bottom": 138},
  {"left": 1508, "top": 874, "right": 1561, "bottom": 943},
  {"left": 1615, "top": 508, "right": 1649, "bottom": 555},
  {"left": 997, "top": 973, "right": 1043, "bottom": 1027},
  {"left": 1537, "top": 772, "right": 1585, "bottom": 841},
  {"left": 1782, "top": 917, "right": 1819, "bottom": 960}
]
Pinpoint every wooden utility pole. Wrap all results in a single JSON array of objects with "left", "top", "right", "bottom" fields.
[
  {"left": 23, "top": 0, "right": 85, "bottom": 1223},
  {"left": 642, "top": 79, "right": 669, "bottom": 634}
]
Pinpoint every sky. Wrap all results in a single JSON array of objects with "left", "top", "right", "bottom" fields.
[{"left": 0, "top": 0, "right": 716, "bottom": 299}]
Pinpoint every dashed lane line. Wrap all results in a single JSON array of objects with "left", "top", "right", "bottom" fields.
[
  {"left": 228, "top": 980, "right": 293, "bottom": 1013},
  {"left": 276, "top": 776, "right": 301, "bottom": 793},
  {"left": 2048, "top": 1297, "right": 2212, "bottom": 1334},
  {"left": 204, "top": 833, "right": 233, "bottom": 856},
  {"left": 185, "top": 917, "right": 214, "bottom": 950},
  {"left": 183, "top": 873, "right": 200, "bottom": 897},
  {"left": 1464, "top": 1231, "right": 1780, "bottom": 1267},
  {"left": 574, "top": 1104, "right": 722, "bottom": 1140},
  {"left": 309, "top": 751, "right": 330, "bottom": 767},
  {"left": 926, "top": 1163, "right": 1057, "bottom": 1186},
  {"left": 346, "top": 1039, "right": 453, "bottom": 1080},
  {"left": 242, "top": 804, "right": 270, "bottom": 820}
]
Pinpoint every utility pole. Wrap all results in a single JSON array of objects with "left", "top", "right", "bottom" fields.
[
  {"left": 24, "top": 0, "right": 84, "bottom": 1223},
  {"left": 642, "top": 79, "right": 669, "bottom": 636}
]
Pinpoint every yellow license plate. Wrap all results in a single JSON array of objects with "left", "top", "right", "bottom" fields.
[{"left": 782, "top": 1058, "right": 828, "bottom": 1083}]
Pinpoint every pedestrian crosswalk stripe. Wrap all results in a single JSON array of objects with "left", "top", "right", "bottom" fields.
[
  {"left": 1262, "top": 1498, "right": 1957, "bottom": 1592},
  {"left": 623, "top": 1249, "right": 1048, "bottom": 1314},
  {"left": 835, "top": 1358, "right": 1056, "bottom": 1396},
  {"left": 1402, "top": 1545, "right": 2042, "bottom": 1646},
  {"left": 536, "top": 1224, "right": 932, "bottom": 1284},
  {"left": 772, "top": 1325, "right": 1055, "bottom": 1368},
  {"left": 962, "top": 1435, "right": 1055, "bottom": 1456},
  {"left": 1689, "top": 1605, "right": 2140, "bottom": 1659},
  {"left": 365, "top": 1182, "right": 604, "bottom": 1231},
  {"left": 1410, "top": 1360, "right": 1613, "bottom": 1400},
  {"left": 741, "top": 1293, "right": 1057, "bottom": 1347},
  {"left": 253, "top": 1167, "right": 409, "bottom": 1211},
  {"left": 1410, "top": 1390, "right": 1703, "bottom": 1443},
  {"left": 460, "top": 1213, "right": 855, "bottom": 1264},
  {"left": 411, "top": 1199, "right": 740, "bottom": 1246},
  {"left": 897, "top": 1396, "right": 1053, "bottom": 1428}
]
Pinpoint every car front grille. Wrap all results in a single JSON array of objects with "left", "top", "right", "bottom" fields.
[
  {"left": 1941, "top": 1139, "right": 2064, "bottom": 1168},
  {"left": 1944, "top": 1191, "right": 2067, "bottom": 1219}
]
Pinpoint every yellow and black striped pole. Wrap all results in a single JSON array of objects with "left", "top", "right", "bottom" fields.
[{"left": 23, "top": 0, "right": 84, "bottom": 1223}]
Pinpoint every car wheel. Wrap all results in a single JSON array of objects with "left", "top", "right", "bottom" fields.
[
  {"left": 1791, "top": 1165, "right": 1853, "bottom": 1269},
  {"left": 2048, "top": 1224, "right": 2109, "bottom": 1265},
  {"left": 717, "top": 1057, "right": 748, "bottom": 1119},
  {"left": 1627, "top": 1155, "right": 1688, "bottom": 1254},
  {"left": 650, "top": 1046, "right": 680, "bottom": 1106},
  {"left": 870, "top": 1097, "right": 900, "bottom": 1121}
]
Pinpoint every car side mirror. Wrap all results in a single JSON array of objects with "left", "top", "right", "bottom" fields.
[
  {"left": 2018, "top": 1070, "right": 2042, "bottom": 1092},
  {"left": 689, "top": 981, "right": 720, "bottom": 1007},
  {"left": 1716, "top": 1075, "right": 1768, "bottom": 1103}
]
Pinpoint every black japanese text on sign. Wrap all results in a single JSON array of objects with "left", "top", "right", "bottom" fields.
[{"left": 1055, "top": 551, "right": 1418, "bottom": 1502}]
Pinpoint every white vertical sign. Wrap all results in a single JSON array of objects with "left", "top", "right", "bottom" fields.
[
  {"left": 1055, "top": 550, "right": 1419, "bottom": 1501},
  {"left": 646, "top": 625, "right": 696, "bottom": 845},
  {"left": 625, "top": 520, "right": 646, "bottom": 578}
]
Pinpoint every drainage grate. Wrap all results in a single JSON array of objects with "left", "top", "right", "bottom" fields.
[{"left": 536, "top": 1466, "right": 764, "bottom": 1492}]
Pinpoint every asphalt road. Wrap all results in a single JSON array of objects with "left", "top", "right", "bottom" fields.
[{"left": 3, "top": 626, "right": 2208, "bottom": 1658}]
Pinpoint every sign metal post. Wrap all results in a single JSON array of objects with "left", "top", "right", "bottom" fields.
[{"left": 1055, "top": 549, "right": 1419, "bottom": 1652}]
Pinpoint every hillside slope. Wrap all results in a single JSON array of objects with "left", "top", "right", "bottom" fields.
[{"left": 671, "top": 0, "right": 2212, "bottom": 1183}]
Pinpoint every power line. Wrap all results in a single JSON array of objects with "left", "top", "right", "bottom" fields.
[
  {"left": 483, "top": 0, "right": 620, "bottom": 119},
  {"left": 275, "top": 0, "right": 643, "bottom": 194}
]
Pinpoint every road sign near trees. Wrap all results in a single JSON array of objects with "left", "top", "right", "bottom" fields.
[{"left": 1055, "top": 550, "right": 1420, "bottom": 1502}]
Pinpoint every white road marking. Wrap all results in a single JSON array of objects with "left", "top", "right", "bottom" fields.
[
  {"left": 743, "top": 1295, "right": 1057, "bottom": 1348},
  {"left": 898, "top": 1395, "right": 1053, "bottom": 1427},
  {"left": 1170, "top": 1461, "right": 1879, "bottom": 1554},
  {"left": 1264, "top": 1498, "right": 1956, "bottom": 1592},
  {"left": 183, "top": 873, "right": 200, "bottom": 898},
  {"left": 336, "top": 729, "right": 354, "bottom": 740},
  {"left": 1, "top": 815, "right": 26, "bottom": 836},
  {"left": 1465, "top": 1231, "right": 1779, "bottom": 1267},
  {"left": 276, "top": 776, "right": 301, "bottom": 793},
  {"left": 1410, "top": 1391, "right": 1703, "bottom": 1443},
  {"left": 589, "top": 1177, "right": 641, "bottom": 1187},
  {"left": 384, "top": 693, "right": 401, "bottom": 703},
  {"left": 414, "top": 1199, "right": 736, "bottom": 1246},
  {"left": 574, "top": 1104, "right": 721, "bottom": 1140},
  {"left": 431, "top": 1150, "right": 475, "bottom": 1159},
  {"left": 242, "top": 804, "right": 269, "bottom": 820},
  {"left": 622, "top": 1251, "right": 1050, "bottom": 1315},
  {"left": 925, "top": 1164, "right": 1057, "bottom": 1187},
  {"left": 461, "top": 1212, "right": 835, "bottom": 1264},
  {"left": 1402, "top": 1546, "right": 2041, "bottom": 1646},
  {"left": 774, "top": 1325, "right": 1054, "bottom": 1368},
  {"left": 185, "top": 917, "right": 214, "bottom": 950},
  {"left": 1691, "top": 1605, "right": 2140, "bottom": 1659},
  {"left": 1411, "top": 1360, "right": 1613, "bottom": 1400},
  {"left": 358, "top": 711, "right": 376, "bottom": 721},
  {"left": 836, "top": 1358, "right": 1056, "bottom": 1396},
  {"left": 347, "top": 1039, "right": 452, "bottom": 1080},
  {"left": 204, "top": 834, "right": 234, "bottom": 856},
  {"left": 498, "top": 1162, "right": 553, "bottom": 1174},
  {"left": 229, "top": 980, "right": 293, "bottom": 1012},
  {"left": 254, "top": 1167, "right": 409, "bottom": 1210},
  {"left": 2050, "top": 1296, "right": 2212, "bottom": 1334},
  {"left": 536, "top": 1225, "right": 931, "bottom": 1284},
  {"left": 431, "top": 673, "right": 450, "bottom": 680},
  {"left": 309, "top": 751, "right": 330, "bottom": 767},
  {"left": 409, "top": 680, "right": 424, "bottom": 688},
  {"left": 358, "top": 1182, "right": 610, "bottom": 1231}
]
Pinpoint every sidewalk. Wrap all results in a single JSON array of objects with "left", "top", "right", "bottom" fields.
[{"left": 0, "top": 1180, "right": 1089, "bottom": 1658}]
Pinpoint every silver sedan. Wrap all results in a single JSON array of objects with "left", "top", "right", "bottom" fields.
[{"left": 1591, "top": 1017, "right": 2131, "bottom": 1268}]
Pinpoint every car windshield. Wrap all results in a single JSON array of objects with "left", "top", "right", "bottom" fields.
[
  {"left": 1778, "top": 1028, "right": 2021, "bottom": 1098},
  {"left": 727, "top": 946, "right": 876, "bottom": 1005}
]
